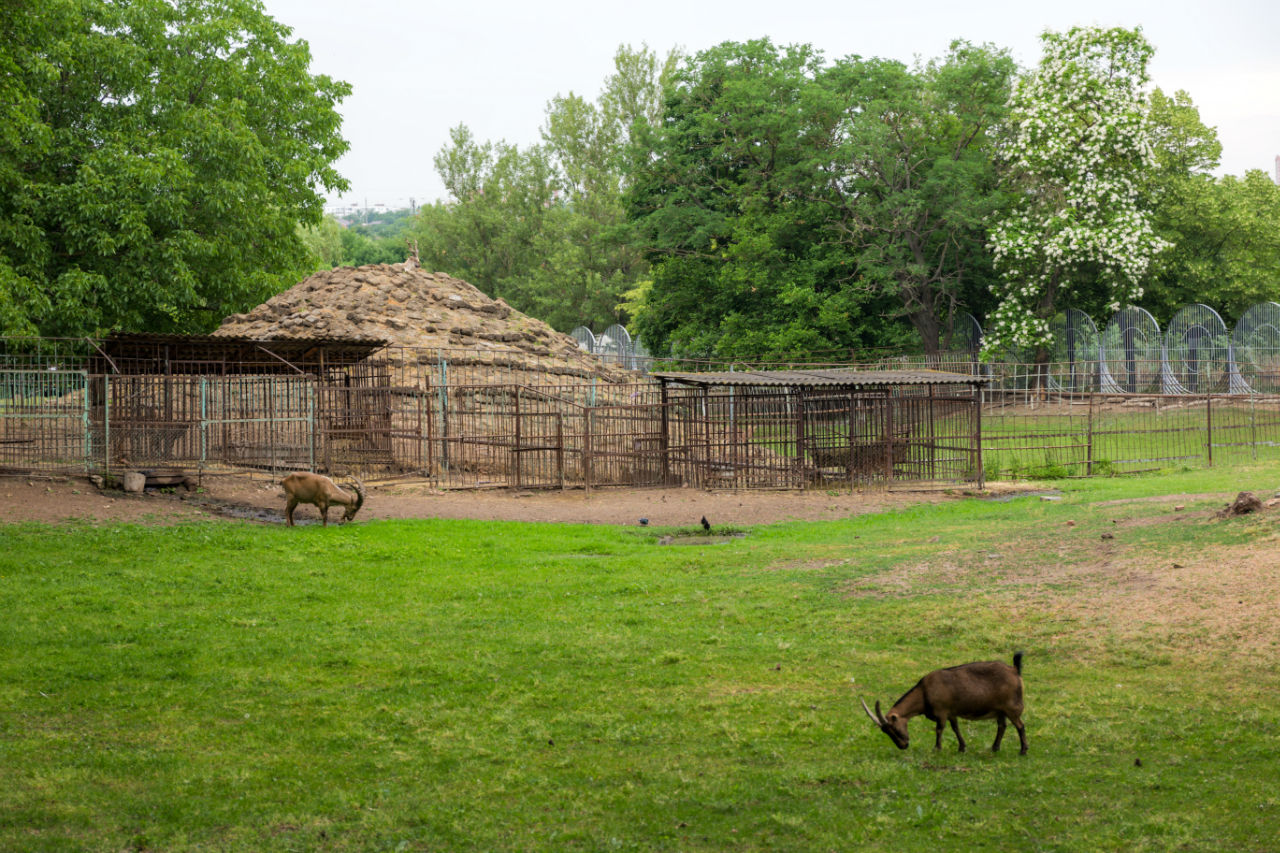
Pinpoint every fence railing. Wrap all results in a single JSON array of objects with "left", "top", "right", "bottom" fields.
[
  {"left": 7, "top": 361, "right": 1280, "bottom": 489},
  {"left": 982, "top": 393, "right": 1280, "bottom": 479}
]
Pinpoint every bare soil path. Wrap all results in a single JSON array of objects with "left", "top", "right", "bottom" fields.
[{"left": 0, "top": 473, "right": 994, "bottom": 527}]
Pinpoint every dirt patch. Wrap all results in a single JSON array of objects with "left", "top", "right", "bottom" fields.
[
  {"left": 844, "top": 507, "right": 1280, "bottom": 656},
  {"left": 1050, "top": 541, "right": 1280, "bottom": 656},
  {"left": 0, "top": 476, "right": 209, "bottom": 525},
  {"left": 0, "top": 473, "right": 989, "bottom": 527},
  {"left": 1092, "top": 493, "right": 1230, "bottom": 508}
]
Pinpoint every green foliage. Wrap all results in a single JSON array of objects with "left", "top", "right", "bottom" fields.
[
  {"left": 626, "top": 39, "right": 1011, "bottom": 360},
  {"left": 409, "top": 45, "right": 677, "bottom": 333},
  {"left": 627, "top": 40, "right": 910, "bottom": 360},
  {"left": 0, "top": 0, "right": 350, "bottom": 336},
  {"left": 5, "top": 469, "right": 1280, "bottom": 849},
  {"left": 819, "top": 42, "right": 1015, "bottom": 354},
  {"left": 1144, "top": 91, "right": 1280, "bottom": 323}
]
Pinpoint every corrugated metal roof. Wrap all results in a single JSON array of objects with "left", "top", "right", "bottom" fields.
[{"left": 651, "top": 368, "right": 987, "bottom": 388}]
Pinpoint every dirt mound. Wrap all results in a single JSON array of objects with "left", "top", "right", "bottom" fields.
[
  {"left": 1218, "top": 491, "right": 1265, "bottom": 517},
  {"left": 215, "top": 263, "right": 626, "bottom": 381}
]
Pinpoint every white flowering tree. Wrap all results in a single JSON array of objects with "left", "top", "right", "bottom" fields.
[{"left": 983, "top": 27, "right": 1168, "bottom": 359}]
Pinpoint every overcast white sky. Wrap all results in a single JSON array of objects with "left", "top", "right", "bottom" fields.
[{"left": 258, "top": 0, "right": 1280, "bottom": 211}]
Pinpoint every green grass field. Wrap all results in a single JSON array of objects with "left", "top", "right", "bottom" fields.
[{"left": 3, "top": 465, "right": 1280, "bottom": 851}]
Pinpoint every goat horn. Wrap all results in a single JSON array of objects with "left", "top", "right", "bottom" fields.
[{"left": 859, "top": 698, "right": 883, "bottom": 727}]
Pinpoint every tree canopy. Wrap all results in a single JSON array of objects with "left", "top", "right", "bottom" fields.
[
  {"left": 817, "top": 41, "right": 1014, "bottom": 355},
  {"left": 7, "top": 11, "right": 1280, "bottom": 357},
  {"left": 407, "top": 45, "right": 678, "bottom": 333},
  {"left": 624, "top": 39, "right": 1012, "bottom": 359},
  {"left": 0, "top": 0, "right": 350, "bottom": 337}
]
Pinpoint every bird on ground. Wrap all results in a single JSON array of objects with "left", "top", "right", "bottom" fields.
[
  {"left": 701, "top": 516, "right": 711, "bottom": 533},
  {"left": 639, "top": 517, "right": 649, "bottom": 526}
]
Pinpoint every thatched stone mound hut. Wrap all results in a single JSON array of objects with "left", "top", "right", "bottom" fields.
[{"left": 215, "top": 263, "right": 627, "bottom": 383}]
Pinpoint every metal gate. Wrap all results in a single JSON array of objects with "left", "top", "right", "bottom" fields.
[{"left": 0, "top": 370, "right": 89, "bottom": 474}]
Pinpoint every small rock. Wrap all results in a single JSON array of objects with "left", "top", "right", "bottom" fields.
[
  {"left": 1101, "top": 532, "right": 1115, "bottom": 540},
  {"left": 122, "top": 471, "right": 146, "bottom": 494},
  {"left": 1173, "top": 505, "right": 1185, "bottom": 511}
]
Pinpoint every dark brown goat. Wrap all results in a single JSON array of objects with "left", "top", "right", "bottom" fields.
[{"left": 859, "top": 653, "right": 1027, "bottom": 754}]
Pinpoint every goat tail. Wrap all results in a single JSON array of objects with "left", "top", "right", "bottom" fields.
[{"left": 1013, "top": 651, "right": 1024, "bottom": 674}]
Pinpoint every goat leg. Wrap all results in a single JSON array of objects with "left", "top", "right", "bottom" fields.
[
  {"left": 1014, "top": 718, "right": 1028, "bottom": 755},
  {"left": 992, "top": 713, "right": 1007, "bottom": 752},
  {"left": 286, "top": 497, "right": 298, "bottom": 527},
  {"left": 949, "top": 718, "right": 966, "bottom": 752},
  {"left": 934, "top": 718, "right": 945, "bottom": 750}
]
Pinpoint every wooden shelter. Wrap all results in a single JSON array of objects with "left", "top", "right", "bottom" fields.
[
  {"left": 650, "top": 368, "right": 987, "bottom": 489},
  {"left": 86, "top": 333, "right": 402, "bottom": 476}
]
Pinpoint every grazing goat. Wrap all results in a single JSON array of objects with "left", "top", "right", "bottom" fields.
[
  {"left": 280, "top": 472, "right": 366, "bottom": 527},
  {"left": 859, "top": 653, "right": 1027, "bottom": 754}
]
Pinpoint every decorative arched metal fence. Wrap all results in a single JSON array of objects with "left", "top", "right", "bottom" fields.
[
  {"left": 956, "top": 302, "right": 1280, "bottom": 396},
  {"left": 570, "top": 325, "right": 651, "bottom": 372}
]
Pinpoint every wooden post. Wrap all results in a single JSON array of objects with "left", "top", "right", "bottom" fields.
[
  {"left": 1206, "top": 393, "right": 1213, "bottom": 467},
  {"left": 794, "top": 388, "right": 806, "bottom": 489},
  {"left": 927, "top": 384, "right": 936, "bottom": 482},
  {"left": 1085, "top": 392, "right": 1095, "bottom": 476},
  {"left": 556, "top": 412, "right": 565, "bottom": 489},
  {"left": 884, "top": 391, "right": 894, "bottom": 484},
  {"left": 975, "top": 382, "right": 984, "bottom": 489},
  {"left": 514, "top": 386, "right": 523, "bottom": 489},
  {"left": 319, "top": 348, "right": 330, "bottom": 473},
  {"left": 267, "top": 376, "right": 275, "bottom": 477},
  {"left": 1251, "top": 393, "right": 1258, "bottom": 461},
  {"left": 103, "top": 375, "right": 110, "bottom": 478},
  {"left": 847, "top": 390, "right": 856, "bottom": 494},
  {"left": 702, "top": 386, "right": 712, "bottom": 489},
  {"left": 660, "top": 381, "right": 670, "bottom": 485},
  {"left": 583, "top": 408, "right": 593, "bottom": 493}
]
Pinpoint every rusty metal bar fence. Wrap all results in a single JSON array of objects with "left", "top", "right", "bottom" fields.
[
  {"left": 0, "top": 370, "right": 90, "bottom": 474},
  {"left": 7, "top": 354, "right": 1280, "bottom": 489}
]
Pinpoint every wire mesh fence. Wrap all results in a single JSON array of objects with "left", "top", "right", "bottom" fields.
[
  {"left": 982, "top": 394, "right": 1280, "bottom": 479},
  {"left": 6, "top": 333, "right": 1280, "bottom": 490}
]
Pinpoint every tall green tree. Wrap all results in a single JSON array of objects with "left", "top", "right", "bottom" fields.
[
  {"left": 418, "top": 125, "right": 561, "bottom": 312},
  {"left": 984, "top": 26, "right": 1167, "bottom": 358},
  {"left": 413, "top": 45, "right": 676, "bottom": 333},
  {"left": 627, "top": 39, "right": 911, "bottom": 360},
  {"left": 1144, "top": 90, "right": 1280, "bottom": 321},
  {"left": 0, "top": 0, "right": 350, "bottom": 336},
  {"left": 817, "top": 41, "right": 1014, "bottom": 355}
]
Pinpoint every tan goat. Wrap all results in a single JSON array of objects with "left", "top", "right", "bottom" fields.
[{"left": 280, "top": 472, "right": 366, "bottom": 527}]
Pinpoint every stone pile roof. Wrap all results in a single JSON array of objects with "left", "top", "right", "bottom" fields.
[{"left": 215, "top": 264, "right": 626, "bottom": 380}]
